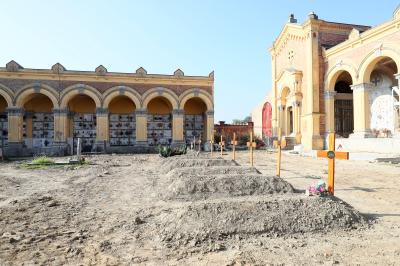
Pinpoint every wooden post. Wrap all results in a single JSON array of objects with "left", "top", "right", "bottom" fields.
[
  {"left": 317, "top": 133, "right": 349, "bottom": 195},
  {"left": 246, "top": 131, "right": 256, "bottom": 167},
  {"left": 231, "top": 132, "right": 237, "bottom": 161},
  {"left": 273, "top": 128, "right": 286, "bottom": 177},
  {"left": 219, "top": 135, "right": 225, "bottom": 156}
]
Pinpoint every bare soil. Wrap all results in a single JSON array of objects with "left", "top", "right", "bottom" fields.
[{"left": 0, "top": 150, "right": 399, "bottom": 265}]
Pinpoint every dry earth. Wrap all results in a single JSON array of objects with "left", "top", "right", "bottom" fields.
[{"left": 0, "top": 150, "right": 399, "bottom": 265}]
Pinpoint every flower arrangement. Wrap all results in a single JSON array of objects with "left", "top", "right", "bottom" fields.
[{"left": 306, "top": 180, "right": 329, "bottom": 197}]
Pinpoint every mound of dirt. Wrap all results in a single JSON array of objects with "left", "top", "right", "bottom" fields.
[
  {"left": 159, "top": 154, "right": 222, "bottom": 166},
  {"left": 155, "top": 196, "right": 367, "bottom": 250},
  {"left": 161, "top": 158, "right": 237, "bottom": 174},
  {"left": 166, "top": 166, "right": 261, "bottom": 178},
  {"left": 163, "top": 174, "right": 294, "bottom": 200}
]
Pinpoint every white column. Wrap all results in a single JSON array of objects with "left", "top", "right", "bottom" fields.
[
  {"left": 277, "top": 104, "right": 285, "bottom": 134},
  {"left": 324, "top": 91, "right": 336, "bottom": 134},
  {"left": 350, "top": 83, "right": 373, "bottom": 138}
]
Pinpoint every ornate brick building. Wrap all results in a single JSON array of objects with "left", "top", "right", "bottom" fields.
[
  {"left": 253, "top": 8, "right": 400, "bottom": 153},
  {"left": 0, "top": 63, "right": 214, "bottom": 156}
]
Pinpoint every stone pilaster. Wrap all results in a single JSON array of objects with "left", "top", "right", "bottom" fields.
[
  {"left": 204, "top": 110, "right": 214, "bottom": 151},
  {"left": 96, "top": 108, "right": 109, "bottom": 142},
  {"left": 52, "top": 108, "right": 69, "bottom": 154},
  {"left": 135, "top": 109, "right": 148, "bottom": 146},
  {"left": 172, "top": 109, "right": 184, "bottom": 144},
  {"left": 350, "top": 83, "right": 373, "bottom": 138},
  {"left": 7, "top": 107, "right": 24, "bottom": 144},
  {"left": 292, "top": 100, "right": 302, "bottom": 143},
  {"left": 5, "top": 107, "right": 24, "bottom": 156},
  {"left": 24, "top": 111, "right": 33, "bottom": 138},
  {"left": 324, "top": 91, "right": 336, "bottom": 134},
  {"left": 205, "top": 110, "right": 214, "bottom": 142},
  {"left": 277, "top": 104, "right": 285, "bottom": 134},
  {"left": 53, "top": 108, "right": 69, "bottom": 143}
]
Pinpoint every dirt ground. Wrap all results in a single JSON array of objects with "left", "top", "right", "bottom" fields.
[{"left": 0, "top": 150, "right": 399, "bottom": 265}]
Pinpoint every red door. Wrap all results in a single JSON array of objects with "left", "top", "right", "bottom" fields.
[{"left": 262, "top": 102, "right": 272, "bottom": 138}]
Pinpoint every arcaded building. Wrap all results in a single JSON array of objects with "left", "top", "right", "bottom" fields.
[
  {"left": 0, "top": 62, "right": 214, "bottom": 156},
  {"left": 252, "top": 8, "right": 400, "bottom": 153}
]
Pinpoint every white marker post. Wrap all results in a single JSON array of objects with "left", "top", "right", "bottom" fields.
[{"left": 77, "top": 138, "right": 82, "bottom": 162}]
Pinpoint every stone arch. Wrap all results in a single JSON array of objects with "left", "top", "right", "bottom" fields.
[
  {"left": 103, "top": 86, "right": 142, "bottom": 109},
  {"left": 60, "top": 84, "right": 102, "bottom": 108},
  {"left": 326, "top": 64, "right": 357, "bottom": 91},
  {"left": 0, "top": 84, "right": 14, "bottom": 107},
  {"left": 358, "top": 47, "right": 400, "bottom": 83},
  {"left": 179, "top": 89, "right": 213, "bottom": 112},
  {"left": 142, "top": 87, "right": 179, "bottom": 110},
  {"left": 15, "top": 84, "right": 59, "bottom": 108}
]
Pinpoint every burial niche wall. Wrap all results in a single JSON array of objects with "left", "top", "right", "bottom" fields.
[
  {"left": 68, "top": 95, "right": 97, "bottom": 152},
  {"left": 183, "top": 97, "right": 206, "bottom": 145},
  {"left": 147, "top": 96, "right": 173, "bottom": 146},
  {"left": 0, "top": 96, "right": 8, "bottom": 147},
  {"left": 23, "top": 94, "right": 54, "bottom": 149},
  {"left": 108, "top": 96, "right": 136, "bottom": 146}
]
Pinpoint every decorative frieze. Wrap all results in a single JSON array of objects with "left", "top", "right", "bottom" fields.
[{"left": 351, "top": 83, "right": 373, "bottom": 92}]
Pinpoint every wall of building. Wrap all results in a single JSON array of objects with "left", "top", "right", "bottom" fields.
[
  {"left": 0, "top": 64, "right": 215, "bottom": 156},
  {"left": 265, "top": 10, "right": 400, "bottom": 151}
]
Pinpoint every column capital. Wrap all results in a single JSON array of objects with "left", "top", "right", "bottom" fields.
[
  {"left": 6, "top": 107, "right": 24, "bottom": 115},
  {"left": 351, "top": 83, "right": 373, "bottom": 92},
  {"left": 206, "top": 110, "right": 214, "bottom": 116},
  {"left": 96, "top": 107, "right": 109, "bottom": 115},
  {"left": 53, "top": 108, "right": 69, "bottom": 115},
  {"left": 172, "top": 109, "right": 184, "bottom": 116},
  {"left": 135, "top": 109, "right": 148, "bottom": 116},
  {"left": 292, "top": 101, "right": 301, "bottom": 107},
  {"left": 324, "top": 91, "right": 337, "bottom": 99}
]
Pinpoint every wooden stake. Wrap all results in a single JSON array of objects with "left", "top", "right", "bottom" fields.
[
  {"left": 231, "top": 132, "right": 237, "bottom": 161},
  {"left": 273, "top": 128, "right": 286, "bottom": 177},
  {"left": 246, "top": 132, "right": 256, "bottom": 167},
  {"left": 317, "top": 133, "right": 349, "bottom": 195},
  {"left": 219, "top": 135, "right": 225, "bottom": 157}
]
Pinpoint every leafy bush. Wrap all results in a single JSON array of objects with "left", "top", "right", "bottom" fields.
[
  {"left": 158, "top": 145, "right": 187, "bottom": 157},
  {"left": 159, "top": 145, "right": 172, "bottom": 158}
]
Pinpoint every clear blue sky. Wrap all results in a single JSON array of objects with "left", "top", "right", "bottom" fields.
[{"left": 1, "top": 1, "right": 399, "bottom": 122}]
